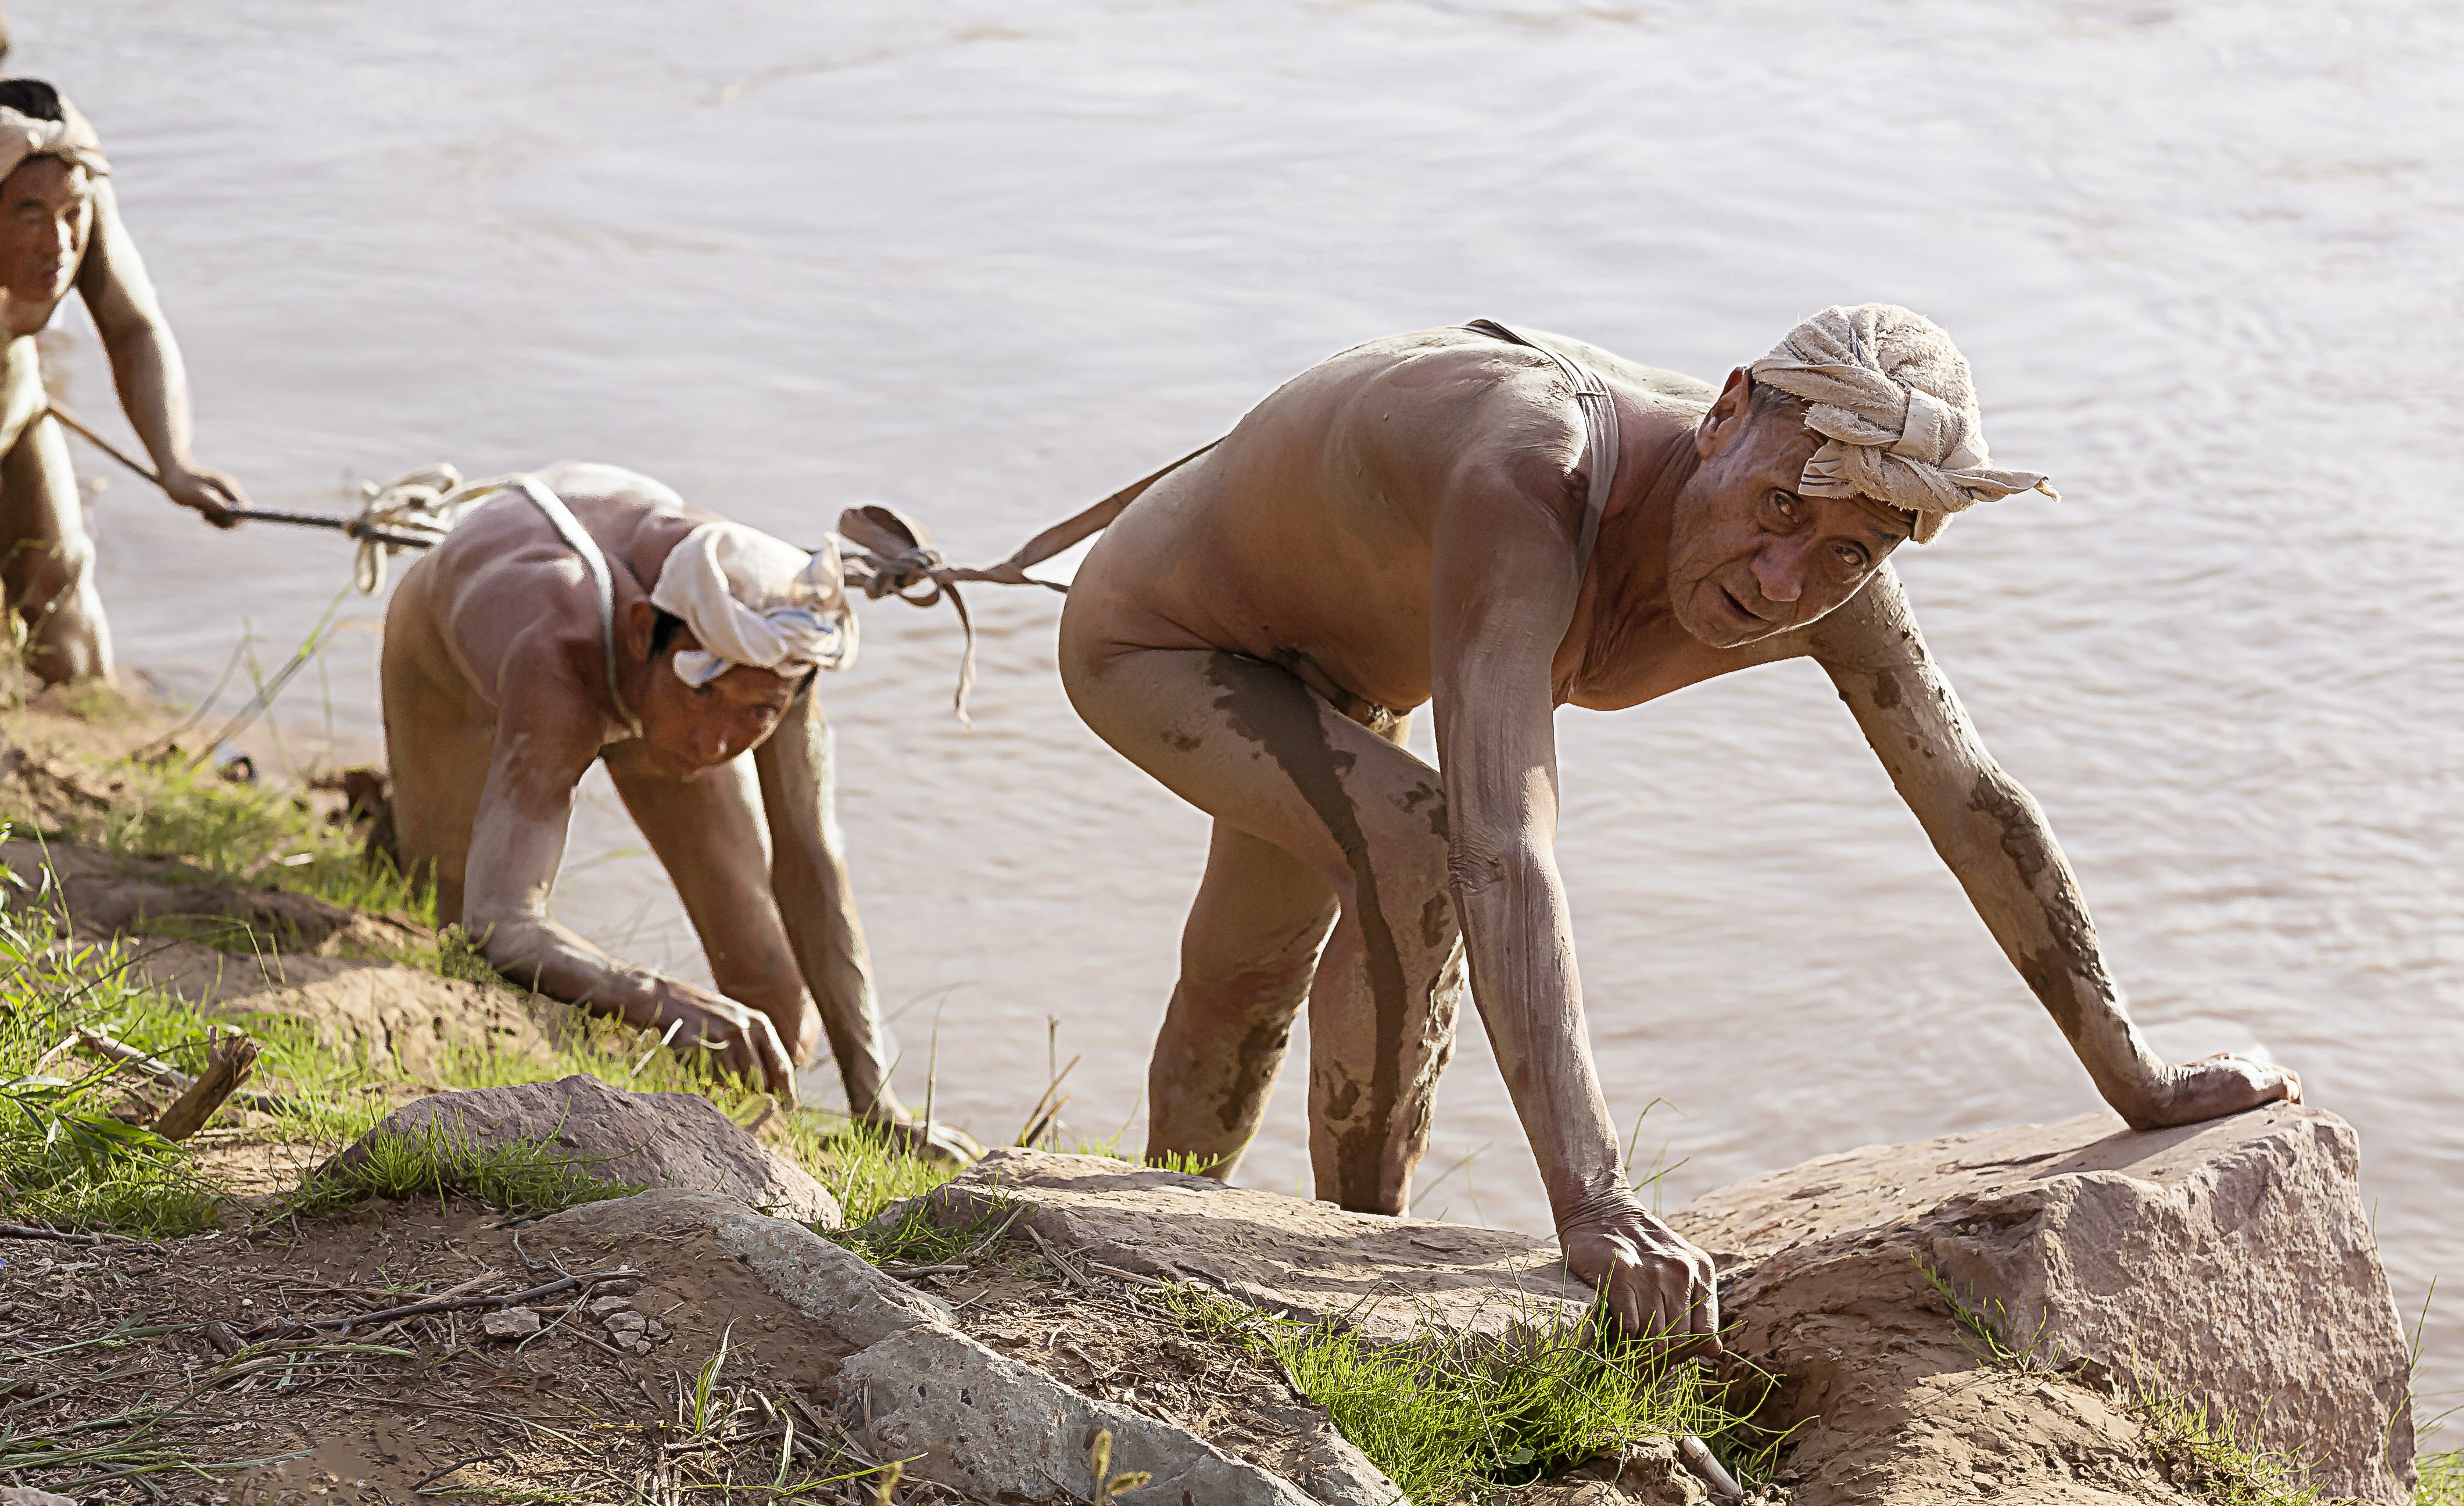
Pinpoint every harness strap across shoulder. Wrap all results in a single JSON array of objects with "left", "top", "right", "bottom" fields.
[
  {"left": 514, "top": 474, "right": 644, "bottom": 740},
  {"left": 1463, "top": 318, "right": 1622, "bottom": 572}
]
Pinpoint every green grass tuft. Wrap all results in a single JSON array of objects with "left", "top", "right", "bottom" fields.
[
  {"left": 287, "top": 1117, "right": 644, "bottom": 1218},
  {"left": 1161, "top": 1285, "right": 1759, "bottom": 1505},
  {"left": 2416, "top": 1449, "right": 2463, "bottom": 1506},
  {"left": 2132, "top": 1385, "right": 2350, "bottom": 1506},
  {"left": 1912, "top": 1254, "right": 2050, "bottom": 1371},
  {"left": 74, "top": 760, "right": 432, "bottom": 923},
  {"left": 1, "top": 870, "right": 223, "bottom": 1236}
]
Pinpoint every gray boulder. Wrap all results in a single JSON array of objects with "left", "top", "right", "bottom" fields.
[
  {"left": 543, "top": 1189, "right": 1405, "bottom": 1506},
  {"left": 1672, "top": 1103, "right": 2413, "bottom": 1504},
  {"left": 339, "top": 1074, "right": 841, "bottom": 1227}
]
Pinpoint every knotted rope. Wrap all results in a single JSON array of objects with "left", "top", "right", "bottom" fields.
[
  {"left": 53, "top": 393, "right": 1220, "bottom": 724},
  {"left": 830, "top": 439, "right": 1219, "bottom": 725}
]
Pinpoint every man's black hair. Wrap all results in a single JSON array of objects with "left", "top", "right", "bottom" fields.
[
  {"left": 0, "top": 79, "right": 67, "bottom": 123},
  {"left": 649, "top": 608, "right": 820, "bottom": 699},
  {"left": 1747, "top": 373, "right": 1807, "bottom": 425},
  {"left": 649, "top": 608, "right": 687, "bottom": 660}
]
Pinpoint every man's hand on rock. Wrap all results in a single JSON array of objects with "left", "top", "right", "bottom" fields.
[
  {"left": 161, "top": 463, "right": 248, "bottom": 529},
  {"left": 648, "top": 979, "right": 796, "bottom": 1100},
  {"left": 1559, "top": 1194, "right": 1722, "bottom": 1354},
  {"left": 2128, "top": 1052, "right": 2301, "bottom": 1130}
]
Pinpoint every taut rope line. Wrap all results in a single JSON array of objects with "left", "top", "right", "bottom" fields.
[
  {"left": 43, "top": 404, "right": 445, "bottom": 557},
  {"left": 51, "top": 399, "right": 1224, "bottom": 722}
]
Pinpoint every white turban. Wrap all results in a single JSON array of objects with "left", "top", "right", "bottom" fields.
[
  {"left": 1749, "top": 303, "right": 2055, "bottom": 544},
  {"left": 648, "top": 522, "right": 857, "bottom": 687},
  {"left": 0, "top": 104, "right": 109, "bottom": 183}
]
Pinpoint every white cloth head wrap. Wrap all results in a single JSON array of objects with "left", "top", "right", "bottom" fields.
[
  {"left": 647, "top": 522, "right": 857, "bottom": 687},
  {"left": 1748, "top": 303, "right": 2055, "bottom": 544},
  {"left": 0, "top": 103, "right": 109, "bottom": 183}
]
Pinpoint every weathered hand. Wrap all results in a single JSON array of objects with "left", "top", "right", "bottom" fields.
[
  {"left": 160, "top": 464, "right": 247, "bottom": 529},
  {"left": 648, "top": 980, "right": 797, "bottom": 1100},
  {"left": 1559, "top": 1195, "right": 1722, "bottom": 1353},
  {"left": 2133, "top": 1051, "right": 2301, "bottom": 1129}
]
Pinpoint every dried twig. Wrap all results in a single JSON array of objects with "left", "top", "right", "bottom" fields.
[
  {"left": 150, "top": 1027, "right": 260, "bottom": 1141},
  {"left": 1013, "top": 1054, "right": 1081, "bottom": 1148},
  {"left": 1023, "top": 1225, "right": 1093, "bottom": 1288},
  {"left": 69, "top": 1028, "right": 288, "bottom": 1114},
  {"left": 242, "top": 1268, "right": 637, "bottom": 1338},
  {"left": 0, "top": 1222, "right": 145, "bottom": 1247},
  {"left": 956, "top": 1204, "right": 1027, "bottom": 1263},
  {"left": 1085, "top": 1260, "right": 1169, "bottom": 1290},
  {"left": 411, "top": 1453, "right": 510, "bottom": 1493}
]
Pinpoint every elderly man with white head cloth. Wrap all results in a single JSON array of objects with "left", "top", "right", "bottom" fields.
[
  {"left": 1054, "top": 304, "right": 2298, "bottom": 1345},
  {"left": 0, "top": 74, "right": 252, "bottom": 683},
  {"left": 380, "top": 461, "right": 974, "bottom": 1157}
]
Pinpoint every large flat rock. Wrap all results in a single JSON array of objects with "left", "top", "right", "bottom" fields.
[
  {"left": 342, "top": 1075, "right": 844, "bottom": 1228},
  {"left": 546, "top": 1190, "right": 1401, "bottom": 1506},
  {"left": 886, "top": 1148, "right": 1597, "bottom": 1345},
  {"left": 1671, "top": 1103, "right": 2413, "bottom": 1504}
]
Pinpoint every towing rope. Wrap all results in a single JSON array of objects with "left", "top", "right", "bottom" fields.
[{"left": 51, "top": 399, "right": 1222, "bottom": 722}]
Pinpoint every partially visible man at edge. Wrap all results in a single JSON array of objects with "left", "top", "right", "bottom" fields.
[
  {"left": 1057, "top": 304, "right": 2300, "bottom": 1347},
  {"left": 381, "top": 462, "right": 975, "bottom": 1160},
  {"left": 0, "top": 71, "right": 248, "bottom": 682}
]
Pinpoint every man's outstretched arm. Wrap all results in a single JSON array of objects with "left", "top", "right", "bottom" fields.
[
  {"left": 1428, "top": 453, "right": 1722, "bottom": 1348},
  {"left": 1808, "top": 569, "right": 2299, "bottom": 1128},
  {"left": 73, "top": 178, "right": 245, "bottom": 526},
  {"left": 461, "top": 654, "right": 795, "bottom": 1095}
]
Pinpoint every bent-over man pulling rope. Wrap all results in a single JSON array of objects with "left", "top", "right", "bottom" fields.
[{"left": 379, "top": 460, "right": 977, "bottom": 1159}]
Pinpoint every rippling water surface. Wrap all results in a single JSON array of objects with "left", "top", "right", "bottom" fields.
[{"left": 19, "top": 0, "right": 2461, "bottom": 1403}]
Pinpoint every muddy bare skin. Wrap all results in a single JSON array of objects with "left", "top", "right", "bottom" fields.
[
  {"left": 1057, "top": 324, "right": 2299, "bottom": 1347},
  {"left": 0, "top": 80, "right": 248, "bottom": 685},
  {"left": 381, "top": 463, "right": 940, "bottom": 1144}
]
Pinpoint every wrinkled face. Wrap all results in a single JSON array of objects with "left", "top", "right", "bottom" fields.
[
  {"left": 633, "top": 634, "right": 804, "bottom": 776},
  {"left": 1667, "top": 370, "right": 1913, "bottom": 648},
  {"left": 0, "top": 157, "right": 92, "bottom": 317}
]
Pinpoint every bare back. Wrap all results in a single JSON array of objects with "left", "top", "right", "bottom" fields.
[
  {"left": 388, "top": 462, "right": 715, "bottom": 733},
  {"left": 1069, "top": 327, "right": 1788, "bottom": 720}
]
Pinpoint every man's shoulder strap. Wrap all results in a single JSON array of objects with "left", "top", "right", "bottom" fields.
[{"left": 1464, "top": 319, "right": 1621, "bottom": 571}]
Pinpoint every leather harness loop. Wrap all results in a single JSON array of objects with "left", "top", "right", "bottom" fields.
[
  {"left": 1462, "top": 318, "right": 1623, "bottom": 573},
  {"left": 515, "top": 474, "right": 644, "bottom": 741}
]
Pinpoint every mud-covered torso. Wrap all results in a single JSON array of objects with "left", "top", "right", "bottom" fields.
[{"left": 1068, "top": 328, "right": 1803, "bottom": 720}]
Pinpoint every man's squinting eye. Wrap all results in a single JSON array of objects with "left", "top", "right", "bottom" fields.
[
  {"left": 1832, "top": 541, "right": 1871, "bottom": 571},
  {"left": 1770, "top": 490, "right": 1803, "bottom": 523}
]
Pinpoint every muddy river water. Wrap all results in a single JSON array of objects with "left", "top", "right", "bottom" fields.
[{"left": 19, "top": 0, "right": 2461, "bottom": 1403}]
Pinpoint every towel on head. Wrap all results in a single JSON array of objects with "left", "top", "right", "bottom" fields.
[
  {"left": 0, "top": 103, "right": 109, "bottom": 183},
  {"left": 648, "top": 522, "right": 857, "bottom": 687},
  {"left": 1749, "top": 303, "right": 2054, "bottom": 544}
]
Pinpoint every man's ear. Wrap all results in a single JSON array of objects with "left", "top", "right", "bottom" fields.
[
  {"left": 1695, "top": 367, "right": 1753, "bottom": 462},
  {"left": 624, "top": 598, "right": 660, "bottom": 663}
]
